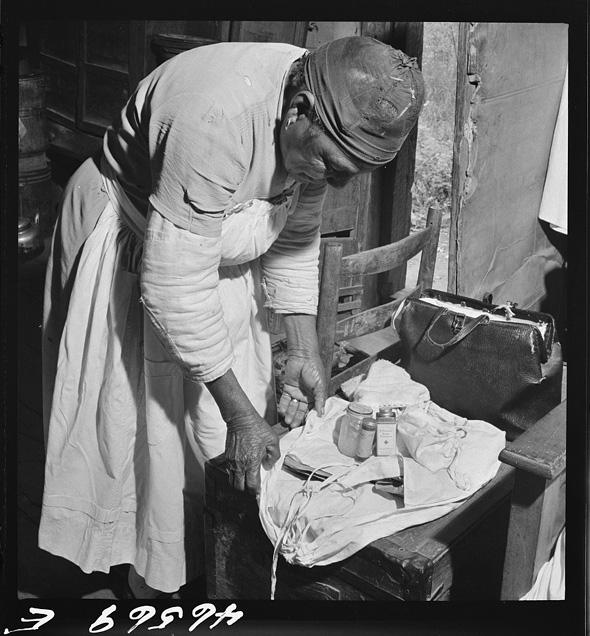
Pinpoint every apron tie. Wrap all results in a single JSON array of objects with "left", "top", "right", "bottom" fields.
[{"left": 100, "top": 155, "right": 147, "bottom": 241}]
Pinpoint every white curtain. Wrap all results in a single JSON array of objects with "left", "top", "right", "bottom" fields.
[{"left": 538, "top": 65, "right": 568, "bottom": 235}]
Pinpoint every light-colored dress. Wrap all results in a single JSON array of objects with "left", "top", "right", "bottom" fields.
[{"left": 39, "top": 42, "right": 327, "bottom": 593}]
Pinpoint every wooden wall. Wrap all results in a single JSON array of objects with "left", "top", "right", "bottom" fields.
[{"left": 33, "top": 20, "right": 229, "bottom": 169}]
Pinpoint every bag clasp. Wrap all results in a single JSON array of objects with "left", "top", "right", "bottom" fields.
[
  {"left": 451, "top": 314, "right": 466, "bottom": 334},
  {"left": 505, "top": 301, "right": 518, "bottom": 320}
]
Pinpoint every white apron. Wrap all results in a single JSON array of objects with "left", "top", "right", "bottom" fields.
[{"left": 39, "top": 157, "right": 297, "bottom": 592}]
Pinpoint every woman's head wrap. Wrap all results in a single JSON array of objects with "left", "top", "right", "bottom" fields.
[{"left": 303, "top": 36, "right": 425, "bottom": 166}]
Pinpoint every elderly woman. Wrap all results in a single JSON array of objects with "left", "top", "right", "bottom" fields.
[{"left": 39, "top": 36, "right": 424, "bottom": 597}]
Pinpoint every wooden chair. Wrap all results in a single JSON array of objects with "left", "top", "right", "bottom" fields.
[
  {"left": 316, "top": 204, "right": 443, "bottom": 395},
  {"left": 499, "top": 400, "right": 566, "bottom": 599}
]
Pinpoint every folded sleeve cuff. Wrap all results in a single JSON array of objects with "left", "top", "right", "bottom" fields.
[
  {"left": 187, "top": 354, "right": 234, "bottom": 384},
  {"left": 261, "top": 274, "right": 318, "bottom": 315}
]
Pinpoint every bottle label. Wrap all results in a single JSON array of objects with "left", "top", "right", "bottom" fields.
[{"left": 376, "top": 423, "right": 397, "bottom": 456}]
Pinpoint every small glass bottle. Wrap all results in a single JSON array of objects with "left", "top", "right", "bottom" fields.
[
  {"left": 376, "top": 405, "right": 397, "bottom": 456},
  {"left": 355, "top": 417, "right": 377, "bottom": 461},
  {"left": 337, "top": 402, "right": 373, "bottom": 458}
]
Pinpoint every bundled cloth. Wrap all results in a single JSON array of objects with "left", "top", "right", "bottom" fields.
[
  {"left": 340, "top": 359, "right": 430, "bottom": 411},
  {"left": 258, "top": 362, "right": 505, "bottom": 598}
]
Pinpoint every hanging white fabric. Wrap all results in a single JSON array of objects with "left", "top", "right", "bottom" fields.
[{"left": 538, "top": 65, "right": 568, "bottom": 235}]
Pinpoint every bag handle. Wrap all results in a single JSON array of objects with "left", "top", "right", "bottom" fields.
[{"left": 416, "top": 308, "right": 489, "bottom": 360}]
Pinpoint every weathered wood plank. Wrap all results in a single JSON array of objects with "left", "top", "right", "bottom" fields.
[
  {"left": 360, "top": 21, "right": 394, "bottom": 42},
  {"left": 305, "top": 21, "right": 361, "bottom": 49},
  {"left": 417, "top": 205, "right": 443, "bottom": 289},
  {"left": 335, "top": 298, "right": 402, "bottom": 340},
  {"left": 427, "top": 494, "right": 511, "bottom": 600},
  {"left": 379, "top": 22, "right": 424, "bottom": 298},
  {"left": 499, "top": 401, "right": 566, "bottom": 480},
  {"left": 337, "top": 299, "right": 362, "bottom": 313},
  {"left": 533, "top": 470, "right": 565, "bottom": 576},
  {"left": 449, "top": 22, "right": 470, "bottom": 294},
  {"left": 229, "top": 21, "right": 308, "bottom": 46},
  {"left": 339, "top": 543, "right": 435, "bottom": 600},
  {"left": 338, "top": 284, "right": 363, "bottom": 297},
  {"left": 319, "top": 207, "right": 356, "bottom": 236},
  {"left": 500, "top": 469, "right": 563, "bottom": 599}
]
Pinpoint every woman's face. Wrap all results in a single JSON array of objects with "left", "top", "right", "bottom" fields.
[{"left": 279, "top": 115, "right": 372, "bottom": 189}]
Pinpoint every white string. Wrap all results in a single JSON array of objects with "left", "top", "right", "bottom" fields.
[
  {"left": 269, "top": 462, "right": 355, "bottom": 599},
  {"left": 442, "top": 427, "right": 471, "bottom": 490}
]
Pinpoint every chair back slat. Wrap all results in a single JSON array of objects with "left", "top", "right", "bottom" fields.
[
  {"left": 334, "top": 284, "right": 424, "bottom": 340},
  {"left": 340, "top": 225, "right": 432, "bottom": 277},
  {"left": 335, "top": 298, "right": 402, "bottom": 341}
]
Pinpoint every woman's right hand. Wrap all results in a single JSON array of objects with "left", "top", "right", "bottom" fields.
[
  {"left": 225, "top": 412, "right": 281, "bottom": 495},
  {"left": 205, "top": 368, "right": 281, "bottom": 495}
]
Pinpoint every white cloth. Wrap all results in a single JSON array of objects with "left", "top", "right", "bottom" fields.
[
  {"left": 520, "top": 527, "right": 565, "bottom": 600},
  {"left": 397, "top": 403, "right": 506, "bottom": 506},
  {"left": 538, "top": 65, "right": 568, "bottom": 235},
  {"left": 259, "top": 393, "right": 505, "bottom": 597},
  {"left": 39, "top": 154, "right": 319, "bottom": 592}
]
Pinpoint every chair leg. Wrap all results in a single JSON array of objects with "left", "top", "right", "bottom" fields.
[{"left": 316, "top": 242, "right": 343, "bottom": 388}]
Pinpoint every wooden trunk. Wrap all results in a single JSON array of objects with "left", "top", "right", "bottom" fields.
[{"left": 205, "top": 455, "right": 514, "bottom": 601}]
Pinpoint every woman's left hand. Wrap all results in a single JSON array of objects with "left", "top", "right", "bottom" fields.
[{"left": 278, "top": 353, "right": 326, "bottom": 428}]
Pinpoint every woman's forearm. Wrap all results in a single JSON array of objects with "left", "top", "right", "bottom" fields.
[
  {"left": 205, "top": 368, "right": 259, "bottom": 426},
  {"left": 282, "top": 313, "right": 320, "bottom": 357}
]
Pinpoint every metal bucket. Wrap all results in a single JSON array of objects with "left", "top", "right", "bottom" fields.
[{"left": 19, "top": 71, "right": 55, "bottom": 235}]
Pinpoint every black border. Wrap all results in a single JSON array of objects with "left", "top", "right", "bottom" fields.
[{"left": 2, "top": 2, "right": 588, "bottom": 635}]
